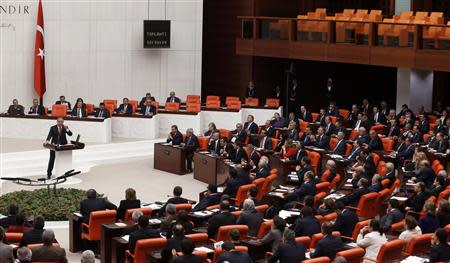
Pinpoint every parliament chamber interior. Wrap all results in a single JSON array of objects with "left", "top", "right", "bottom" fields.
[{"left": 1, "top": 0, "right": 450, "bottom": 262}]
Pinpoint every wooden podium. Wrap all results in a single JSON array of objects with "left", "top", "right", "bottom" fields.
[
  {"left": 154, "top": 143, "right": 187, "bottom": 175},
  {"left": 44, "top": 141, "right": 85, "bottom": 176},
  {"left": 193, "top": 152, "right": 230, "bottom": 185}
]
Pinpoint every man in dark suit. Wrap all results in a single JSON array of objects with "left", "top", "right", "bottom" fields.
[
  {"left": 324, "top": 78, "right": 335, "bottom": 103},
  {"left": 288, "top": 79, "right": 300, "bottom": 113},
  {"left": 372, "top": 106, "right": 386, "bottom": 125},
  {"left": 407, "top": 182, "right": 428, "bottom": 213},
  {"left": 116, "top": 98, "right": 133, "bottom": 115},
  {"left": 222, "top": 169, "right": 248, "bottom": 197},
  {"left": 355, "top": 127, "right": 370, "bottom": 144},
  {"left": 167, "top": 125, "right": 183, "bottom": 145},
  {"left": 161, "top": 224, "right": 187, "bottom": 262},
  {"left": 181, "top": 128, "right": 199, "bottom": 172},
  {"left": 174, "top": 238, "right": 203, "bottom": 263},
  {"left": 418, "top": 114, "right": 430, "bottom": 134},
  {"left": 286, "top": 122, "right": 299, "bottom": 141},
  {"left": 122, "top": 210, "right": 143, "bottom": 235},
  {"left": 299, "top": 127, "right": 313, "bottom": 146},
  {"left": 323, "top": 116, "right": 336, "bottom": 136},
  {"left": 347, "top": 141, "right": 363, "bottom": 161},
  {"left": 243, "top": 114, "right": 259, "bottom": 134},
  {"left": 340, "top": 178, "right": 369, "bottom": 207},
  {"left": 166, "top": 91, "right": 181, "bottom": 103},
  {"left": 139, "top": 92, "right": 155, "bottom": 108},
  {"left": 220, "top": 137, "right": 235, "bottom": 159},
  {"left": 414, "top": 160, "right": 436, "bottom": 188},
  {"left": 55, "top": 95, "right": 71, "bottom": 110},
  {"left": 94, "top": 103, "right": 110, "bottom": 118},
  {"left": 434, "top": 132, "right": 448, "bottom": 153},
  {"left": 332, "top": 120, "right": 346, "bottom": 136},
  {"left": 140, "top": 99, "right": 156, "bottom": 116},
  {"left": 216, "top": 242, "right": 252, "bottom": 263},
  {"left": 31, "top": 230, "right": 68, "bottom": 263},
  {"left": 232, "top": 143, "right": 249, "bottom": 164},
  {"left": 365, "top": 130, "right": 383, "bottom": 152},
  {"left": 268, "top": 228, "right": 306, "bottom": 263},
  {"left": 247, "top": 145, "right": 260, "bottom": 168},
  {"left": 384, "top": 162, "right": 396, "bottom": 188},
  {"left": 396, "top": 136, "right": 414, "bottom": 164},
  {"left": 380, "top": 199, "right": 403, "bottom": 232},
  {"left": 192, "top": 184, "right": 221, "bottom": 212},
  {"left": 71, "top": 101, "right": 87, "bottom": 118},
  {"left": 254, "top": 158, "right": 270, "bottom": 179},
  {"left": 129, "top": 216, "right": 160, "bottom": 256},
  {"left": 45, "top": 117, "right": 73, "bottom": 178},
  {"left": 293, "top": 206, "right": 321, "bottom": 237},
  {"left": 258, "top": 129, "right": 273, "bottom": 150},
  {"left": 236, "top": 199, "right": 263, "bottom": 236},
  {"left": 285, "top": 171, "right": 316, "bottom": 203},
  {"left": 28, "top": 99, "right": 45, "bottom": 115},
  {"left": 208, "top": 132, "right": 221, "bottom": 154},
  {"left": 161, "top": 186, "right": 189, "bottom": 214},
  {"left": 264, "top": 120, "right": 276, "bottom": 138},
  {"left": 232, "top": 123, "right": 247, "bottom": 145},
  {"left": 332, "top": 132, "right": 347, "bottom": 155},
  {"left": 312, "top": 127, "right": 330, "bottom": 150},
  {"left": 332, "top": 201, "right": 358, "bottom": 237},
  {"left": 0, "top": 204, "right": 19, "bottom": 229},
  {"left": 20, "top": 216, "right": 45, "bottom": 247},
  {"left": 7, "top": 99, "right": 24, "bottom": 115},
  {"left": 79, "top": 189, "right": 117, "bottom": 224},
  {"left": 299, "top": 105, "right": 313, "bottom": 122},
  {"left": 246, "top": 81, "right": 256, "bottom": 98},
  {"left": 315, "top": 108, "right": 327, "bottom": 126},
  {"left": 368, "top": 174, "right": 383, "bottom": 193},
  {"left": 295, "top": 156, "right": 312, "bottom": 185},
  {"left": 311, "top": 222, "right": 343, "bottom": 260},
  {"left": 207, "top": 200, "right": 236, "bottom": 238},
  {"left": 430, "top": 228, "right": 450, "bottom": 263},
  {"left": 386, "top": 119, "right": 400, "bottom": 137}
]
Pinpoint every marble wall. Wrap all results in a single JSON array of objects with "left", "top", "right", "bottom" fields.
[{"left": 0, "top": 0, "right": 202, "bottom": 110}]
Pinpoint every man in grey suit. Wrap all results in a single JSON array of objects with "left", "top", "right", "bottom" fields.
[
  {"left": 31, "top": 230, "right": 68, "bottom": 263},
  {"left": 0, "top": 227, "right": 14, "bottom": 263}
]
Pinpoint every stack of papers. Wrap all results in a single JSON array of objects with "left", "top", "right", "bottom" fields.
[
  {"left": 193, "top": 211, "right": 213, "bottom": 217},
  {"left": 400, "top": 256, "right": 428, "bottom": 263},
  {"left": 122, "top": 235, "right": 130, "bottom": 242},
  {"left": 325, "top": 193, "right": 346, "bottom": 200},
  {"left": 391, "top": 196, "right": 408, "bottom": 202},
  {"left": 278, "top": 210, "right": 300, "bottom": 219},
  {"left": 279, "top": 185, "right": 295, "bottom": 191},
  {"left": 195, "top": 246, "right": 214, "bottom": 253},
  {"left": 143, "top": 203, "right": 162, "bottom": 210},
  {"left": 346, "top": 242, "right": 358, "bottom": 248},
  {"left": 74, "top": 212, "right": 83, "bottom": 217},
  {"left": 115, "top": 222, "right": 127, "bottom": 227},
  {"left": 149, "top": 219, "right": 161, "bottom": 224}
]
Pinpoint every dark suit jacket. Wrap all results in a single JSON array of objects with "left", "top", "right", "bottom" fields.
[
  {"left": 295, "top": 165, "right": 312, "bottom": 185},
  {"left": 293, "top": 215, "right": 321, "bottom": 237},
  {"left": 236, "top": 209, "right": 263, "bottom": 236},
  {"left": 116, "top": 103, "right": 133, "bottom": 114},
  {"left": 161, "top": 196, "right": 189, "bottom": 215},
  {"left": 380, "top": 209, "right": 403, "bottom": 232},
  {"left": 166, "top": 97, "right": 181, "bottom": 103},
  {"left": 372, "top": 113, "right": 386, "bottom": 124},
  {"left": 324, "top": 123, "right": 336, "bottom": 136},
  {"left": 314, "top": 134, "right": 330, "bottom": 150},
  {"left": 244, "top": 122, "right": 259, "bottom": 134},
  {"left": 7, "top": 105, "right": 24, "bottom": 115},
  {"left": 290, "top": 149, "right": 307, "bottom": 163},
  {"left": 233, "top": 130, "right": 247, "bottom": 145},
  {"left": 385, "top": 171, "right": 396, "bottom": 188},
  {"left": 288, "top": 180, "right": 316, "bottom": 202},
  {"left": 259, "top": 136, "right": 273, "bottom": 150},
  {"left": 140, "top": 105, "right": 156, "bottom": 116},
  {"left": 268, "top": 241, "right": 306, "bottom": 263},
  {"left": 265, "top": 126, "right": 276, "bottom": 138},
  {"left": 55, "top": 100, "right": 72, "bottom": 109},
  {"left": 397, "top": 144, "right": 414, "bottom": 161},
  {"left": 418, "top": 121, "right": 430, "bottom": 134},
  {"left": 333, "top": 209, "right": 359, "bottom": 237},
  {"left": 20, "top": 228, "right": 45, "bottom": 247},
  {"left": 387, "top": 125, "right": 400, "bottom": 137},
  {"left": 80, "top": 198, "right": 117, "bottom": 223},
  {"left": 70, "top": 107, "right": 87, "bottom": 117},
  {"left": 429, "top": 243, "right": 450, "bottom": 263},
  {"left": 184, "top": 134, "right": 199, "bottom": 154},
  {"left": 233, "top": 147, "right": 248, "bottom": 164},
  {"left": 46, "top": 125, "right": 73, "bottom": 145},
  {"left": 347, "top": 147, "right": 362, "bottom": 160},
  {"left": 139, "top": 97, "right": 155, "bottom": 107},
  {"left": 28, "top": 105, "right": 45, "bottom": 115},
  {"left": 332, "top": 140, "right": 347, "bottom": 155},
  {"left": 94, "top": 108, "right": 110, "bottom": 118},
  {"left": 167, "top": 131, "right": 183, "bottom": 145},
  {"left": 300, "top": 133, "right": 313, "bottom": 146},
  {"left": 417, "top": 167, "right": 436, "bottom": 188},
  {"left": 408, "top": 191, "right": 429, "bottom": 213},
  {"left": 340, "top": 187, "right": 369, "bottom": 207},
  {"left": 436, "top": 140, "right": 448, "bottom": 154},
  {"left": 0, "top": 216, "right": 16, "bottom": 229},
  {"left": 368, "top": 137, "right": 383, "bottom": 151},
  {"left": 222, "top": 143, "right": 236, "bottom": 159},
  {"left": 161, "top": 236, "right": 187, "bottom": 262},
  {"left": 192, "top": 193, "right": 221, "bottom": 212},
  {"left": 117, "top": 199, "right": 141, "bottom": 221},
  {"left": 286, "top": 129, "right": 299, "bottom": 141},
  {"left": 208, "top": 139, "right": 221, "bottom": 154},
  {"left": 122, "top": 224, "right": 139, "bottom": 236},
  {"left": 129, "top": 227, "right": 161, "bottom": 253},
  {"left": 427, "top": 185, "right": 444, "bottom": 198},
  {"left": 315, "top": 115, "right": 326, "bottom": 126},
  {"left": 356, "top": 134, "right": 370, "bottom": 144},
  {"left": 174, "top": 254, "right": 203, "bottom": 263},
  {"left": 255, "top": 167, "right": 270, "bottom": 179},
  {"left": 207, "top": 211, "right": 236, "bottom": 238},
  {"left": 250, "top": 151, "right": 260, "bottom": 167},
  {"left": 31, "top": 245, "right": 68, "bottom": 263},
  {"left": 300, "top": 111, "right": 313, "bottom": 122},
  {"left": 311, "top": 235, "right": 343, "bottom": 260},
  {"left": 217, "top": 251, "right": 252, "bottom": 263}
]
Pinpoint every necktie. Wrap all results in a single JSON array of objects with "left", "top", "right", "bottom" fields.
[
  {"left": 99, "top": 110, "right": 103, "bottom": 117},
  {"left": 261, "top": 138, "right": 265, "bottom": 148},
  {"left": 58, "top": 126, "right": 61, "bottom": 134},
  {"left": 355, "top": 120, "right": 361, "bottom": 129},
  {"left": 171, "top": 97, "right": 174, "bottom": 103},
  {"left": 124, "top": 105, "right": 127, "bottom": 112},
  {"left": 145, "top": 106, "right": 149, "bottom": 115},
  {"left": 78, "top": 108, "right": 81, "bottom": 117},
  {"left": 334, "top": 141, "right": 340, "bottom": 152}
]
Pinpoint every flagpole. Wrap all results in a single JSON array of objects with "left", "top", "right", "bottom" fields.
[{"left": 40, "top": 96, "right": 44, "bottom": 106}]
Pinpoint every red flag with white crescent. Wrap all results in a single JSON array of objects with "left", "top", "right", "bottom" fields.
[{"left": 34, "top": 0, "right": 46, "bottom": 97}]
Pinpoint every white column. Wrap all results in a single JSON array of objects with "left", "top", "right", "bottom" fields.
[{"left": 396, "top": 68, "right": 434, "bottom": 112}]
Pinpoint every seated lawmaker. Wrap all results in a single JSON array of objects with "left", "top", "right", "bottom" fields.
[
  {"left": 122, "top": 210, "right": 143, "bottom": 236},
  {"left": 180, "top": 128, "right": 199, "bottom": 172},
  {"left": 243, "top": 114, "right": 258, "bottom": 134},
  {"left": 340, "top": 178, "right": 369, "bottom": 207},
  {"left": 128, "top": 216, "right": 160, "bottom": 256},
  {"left": 220, "top": 137, "right": 235, "bottom": 159},
  {"left": 71, "top": 100, "right": 87, "bottom": 118},
  {"left": 80, "top": 189, "right": 117, "bottom": 224},
  {"left": 285, "top": 122, "right": 299, "bottom": 141},
  {"left": 379, "top": 199, "right": 403, "bottom": 232},
  {"left": 20, "top": 216, "right": 45, "bottom": 247},
  {"left": 192, "top": 184, "right": 221, "bottom": 212},
  {"left": 167, "top": 125, "right": 183, "bottom": 145},
  {"left": 139, "top": 92, "right": 155, "bottom": 108},
  {"left": 413, "top": 160, "right": 436, "bottom": 189},
  {"left": 315, "top": 108, "right": 327, "bottom": 126},
  {"left": 268, "top": 228, "right": 306, "bottom": 263},
  {"left": 222, "top": 169, "right": 249, "bottom": 197},
  {"left": 427, "top": 175, "right": 446, "bottom": 198},
  {"left": 434, "top": 132, "right": 448, "bottom": 153},
  {"left": 418, "top": 201, "right": 440, "bottom": 234},
  {"left": 299, "top": 105, "right": 313, "bottom": 122},
  {"left": 347, "top": 104, "right": 359, "bottom": 124},
  {"left": 232, "top": 143, "right": 248, "bottom": 164},
  {"left": 323, "top": 116, "right": 336, "bottom": 136},
  {"left": 368, "top": 174, "right": 383, "bottom": 193},
  {"left": 264, "top": 120, "right": 276, "bottom": 138},
  {"left": 252, "top": 156, "right": 270, "bottom": 180},
  {"left": 246, "top": 144, "right": 260, "bottom": 169},
  {"left": 216, "top": 242, "right": 252, "bottom": 263},
  {"left": 28, "top": 99, "right": 45, "bottom": 115},
  {"left": 399, "top": 216, "right": 422, "bottom": 244},
  {"left": 140, "top": 99, "right": 156, "bottom": 116},
  {"left": 299, "top": 126, "right": 313, "bottom": 146},
  {"left": 208, "top": 132, "right": 221, "bottom": 154},
  {"left": 331, "top": 131, "right": 346, "bottom": 155},
  {"left": 7, "top": 99, "right": 24, "bottom": 115},
  {"left": 94, "top": 103, "right": 110, "bottom": 118},
  {"left": 333, "top": 201, "right": 358, "bottom": 237},
  {"left": 116, "top": 188, "right": 141, "bottom": 221},
  {"left": 354, "top": 127, "right": 370, "bottom": 144},
  {"left": 207, "top": 200, "right": 236, "bottom": 238},
  {"left": 55, "top": 95, "right": 71, "bottom": 110},
  {"left": 116, "top": 98, "right": 133, "bottom": 115},
  {"left": 292, "top": 206, "right": 321, "bottom": 237},
  {"left": 0, "top": 204, "right": 19, "bottom": 228},
  {"left": 258, "top": 129, "right": 273, "bottom": 150},
  {"left": 285, "top": 171, "right": 316, "bottom": 204},
  {"left": 204, "top": 122, "right": 218, "bottom": 137},
  {"left": 161, "top": 186, "right": 189, "bottom": 214},
  {"left": 173, "top": 238, "right": 203, "bottom": 263},
  {"left": 311, "top": 222, "right": 343, "bottom": 260},
  {"left": 364, "top": 130, "right": 383, "bottom": 152},
  {"left": 295, "top": 156, "right": 312, "bottom": 185},
  {"left": 161, "top": 224, "right": 187, "bottom": 262},
  {"left": 166, "top": 91, "right": 181, "bottom": 103},
  {"left": 430, "top": 228, "right": 450, "bottom": 263},
  {"left": 271, "top": 112, "right": 289, "bottom": 128},
  {"left": 406, "top": 182, "right": 428, "bottom": 213},
  {"left": 31, "top": 230, "right": 68, "bottom": 263},
  {"left": 236, "top": 199, "right": 263, "bottom": 236},
  {"left": 311, "top": 127, "right": 330, "bottom": 150},
  {"left": 231, "top": 123, "right": 247, "bottom": 145},
  {"left": 356, "top": 219, "right": 387, "bottom": 263},
  {"left": 386, "top": 119, "right": 400, "bottom": 137}
]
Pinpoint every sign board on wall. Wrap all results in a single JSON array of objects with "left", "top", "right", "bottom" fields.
[{"left": 143, "top": 20, "right": 170, "bottom": 48}]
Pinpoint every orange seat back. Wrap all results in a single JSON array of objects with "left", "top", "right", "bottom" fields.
[
  {"left": 103, "top": 99, "right": 117, "bottom": 109},
  {"left": 206, "top": 95, "right": 220, "bottom": 103},
  {"left": 295, "top": 236, "right": 311, "bottom": 249},
  {"left": 391, "top": 220, "right": 405, "bottom": 232},
  {"left": 376, "top": 239, "right": 407, "bottom": 262},
  {"left": 329, "top": 137, "right": 338, "bottom": 151},
  {"left": 104, "top": 104, "right": 114, "bottom": 117},
  {"left": 51, "top": 104, "right": 67, "bottom": 117},
  {"left": 245, "top": 98, "right": 259, "bottom": 107},
  {"left": 330, "top": 174, "right": 341, "bottom": 189},
  {"left": 175, "top": 204, "right": 192, "bottom": 214},
  {"left": 310, "top": 232, "right": 340, "bottom": 249},
  {"left": 165, "top": 102, "right": 180, "bottom": 112},
  {"left": 84, "top": 210, "right": 117, "bottom": 241},
  {"left": 316, "top": 182, "right": 331, "bottom": 194},
  {"left": 339, "top": 109, "right": 350, "bottom": 119},
  {"left": 321, "top": 170, "right": 331, "bottom": 182},
  {"left": 213, "top": 246, "right": 248, "bottom": 263},
  {"left": 265, "top": 98, "right": 279, "bottom": 107},
  {"left": 186, "top": 233, "right": 209, "bottom": 246},
  {"left": 225, "top": 96, "right": 240, "bottom": 106},
  {"left": 27, "top": 243, "right": 60, "bottom": 249},
  {"left": 377, "top": 188, "right": 391, "bottom": 207},
  {"left": 235, "top": 184, "right": 256, "bottom": 207},
  {"left": 311, "top": 113, "right": 319, "bottom": 120},
  {"left": 299, "top": 120, "right": 309, "bottom": 132},
  {"left": 349, "top": 129, "right": 358, "bottom": 140},
  {"left": 345, "top": 143, "right": 353, "bottom": 157},
  {"left": 356, "top": 192, "right": 379, "bottom": 218},
  {"left": 351, "top": 220, "right": 370, "bottom": 241},
  {"left": 128, "top": 100, "right": 138, "bottom": 113},
  {"left": 257, "top": 174, "right": 277, "bottom": 200},
  {"left": 215, "top": 225, "right": 249, "bottom": 242},
  {"left": 314, "top": 192, "right": 327, "bottom": 205},
  {"left": 197, "top": 136, "right": 209, "bottom": 151},
  {"left": 227, "top": 100, "right": 242, "bottom": 110},
  {"left": 437, "top": 189, "right": 450, "bottom": 204},
  {"left": 371, "top": 125, "right": 385, "bottom": 135},
  {"left": 5, "top": 232, "right": 23, "bottom": 244},
  {"left": 336, "top": 247, "right": 365, "bottom": 263},
  {"left": 256, "top": 220, "right": 272, "bottom": 238},
  {"left": 302, "top": 257, "right": 331, "bottom": 263},
  {"left": 252, "top": 178, "right": 265, "bottom": 196},
  {"left": 132, "top": 238, "right": 167, "bottom": 263},
  {"left": 186, "top": 95, "right": 200, "bottom": 104},
  {"left": 307, "top": 151, "right": 321, "bottom": 174},
  {"left": 323, "top": 212, "right": 338, "bottom": 222},
  {"left": 381, "top": 138, "right": 394, "bottom": 152},
  {"left": 206, "top": 100, "right": 221, "bottom": 109},
  {"left": 85, "top": 103, "right": 94, "bottom": 114},
  {"left": 372, "top": 153, "right": 380, "bottom": 166},
  {"left": 219, "top": 129, "right": 232, "bottom": 139},
  {"left": 125, "top": 208, "right": 152, "bottom": 221},
  {"left": 405, "top": 233, "right": 433, "bottom": 256},
  {"left": 186, "top": 103, "right": 201, "bottom": 113},
  {"left": 255, "top": 204, "right": 269, "bottom": 214},
  {"left": 271, "top": 138, "right": 278, "bottom": 151}
]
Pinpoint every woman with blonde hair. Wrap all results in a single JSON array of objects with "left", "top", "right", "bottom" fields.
[
  {"left": 117, "top": 188, "right": 141, "bottom": 221},
  {"left": 418, "top": 200, "right": 440, "bottom": 234}
]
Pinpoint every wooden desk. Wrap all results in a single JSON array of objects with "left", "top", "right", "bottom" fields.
[
  {"left": 154, "top": 143, "right": 187, "bottom": 175},
  {"left": 69, "top": 213, "right": 83, "bottom": 253},
  {"left": 101, "top": 223, "right": 130, "bottom": 263},
  {"left": 268, "top": 154, "right": 293, "bottom": 185},
  {"left": 193, "top": 152, "right": 230, "bottom": 185},
  {"left": 321, "top": 154, "right": 351, "bottom": 185},
  {"left": 112, "top": 236, "right": 129, "bottom": 263}
]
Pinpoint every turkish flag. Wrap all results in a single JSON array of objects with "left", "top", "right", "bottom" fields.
[{"left": 34, "top": 0, "right": 46, "bottom": 97}]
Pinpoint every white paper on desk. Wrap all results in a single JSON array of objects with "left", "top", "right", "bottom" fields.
[
  {"left": 346, "top": 179, "right": 352, "bottom": 183},
  {"left": 279, "top": 185, "right": 295, "bottom": 191},
  {"left": 162, "top": 143, "right": 171, "bottom": 146},
  {"left": 256, "top": 147, "right": 264, "bottom": 151},
  {"left": 344, "top": 184, "right": 353, "bottom": 188},
  {"left": 144, "top": 203, "right": 162, "bottom": 210},
  {"left": 346, "top": 242, "right": 358, "bottom": 248},
  {"left": 217, "top": 187, "right": 224, "bottom": 193},
  {"left": 149, "top": 219, "right": 161, "bottom": 224},
  {"left": 210, "top": 208, "right": 219, "bottom": 213},
  {"left": 199, "top": 151, "right": 209, "bottom": 154},
  {"left": 305, "top": 252, "right": 311, "bottom": 259},
  {"left": 214, "top": 241, "right": 224, "bottom": 249},
  {"left": 74, "top": 212, "right": 82, "bottom": 217},
  {"left": 400, "top": 256, "right": 428, "bottom": 263},
  {"left": 0, "top": 214, "right": 6, "bottom": 219},
  {"left": 195, "top": 246, "right": 214, "bottom": 253},
  {"left": 115, "top": 222, "right": 127, "bottom": 227},
  {"left": 325, "top": 193, "right": 345, "bottom": 200},
  {"left": 391, "top": 196, "right": 408, "bottom": 202},
  {"left": 122, "top": 235, "right": 129, "bottom": 242}
]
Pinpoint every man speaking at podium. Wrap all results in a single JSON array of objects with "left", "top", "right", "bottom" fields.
[{"left": 45, "top": 117, "right": 72, "bottom": 179}]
